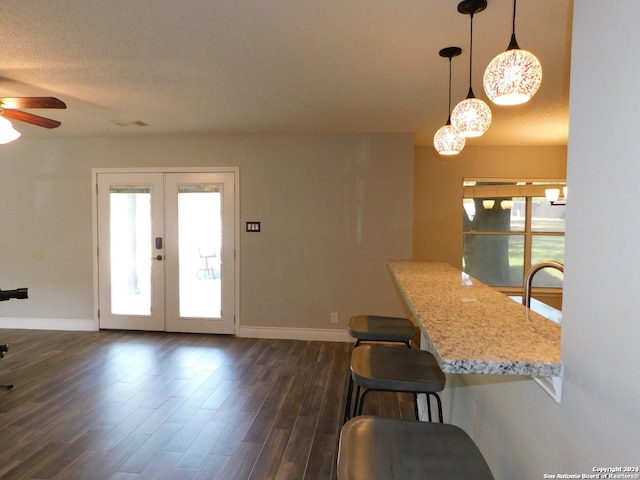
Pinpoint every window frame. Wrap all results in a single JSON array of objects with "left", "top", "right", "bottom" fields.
[{"left": 462, "top": 179, "right": 566, "bottom": 297}]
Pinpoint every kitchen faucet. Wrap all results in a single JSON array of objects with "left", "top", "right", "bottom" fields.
[{"left": 523, "top": 261, "right": 564, "bottom": 308}]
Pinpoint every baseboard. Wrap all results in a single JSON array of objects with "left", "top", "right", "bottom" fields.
[
  {"left": 0, "top": 318, "right": 352, "bottom": 342},
  {"left": 239, "top": 326, "right": 352, "bottom": 342},
  {"left": 0, "top": 317, "right": 98, "bottom": 331}
]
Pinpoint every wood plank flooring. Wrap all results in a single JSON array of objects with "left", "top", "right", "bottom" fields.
[{"left": 0, "top": 329, "right": 412, "bottom": 480}]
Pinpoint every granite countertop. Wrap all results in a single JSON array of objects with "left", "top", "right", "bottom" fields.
[{"left": 388, "top": 260, "right": 562, "bottom": 377}]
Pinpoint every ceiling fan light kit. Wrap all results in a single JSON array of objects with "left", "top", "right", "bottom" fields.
[
  {"left": 0, "top": 117, "right": 21, "bottom": 144},
  {"left": 483, "top": 0, "right": 542, "bottom": 105},
  {"left": 434, "top": 0, "right": 542, "bottom": 149},
  {"left": 434, "top": 46, "right": 466, "bottom": 155},
  {"left": 0, "top": 96, "right": 67, "bottom": 143}
]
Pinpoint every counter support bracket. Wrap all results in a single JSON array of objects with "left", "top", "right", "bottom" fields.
[{"left": 533, "top": 367, "right": 563, "bottom": 403}]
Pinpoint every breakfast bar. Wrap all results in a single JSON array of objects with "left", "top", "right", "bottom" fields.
[{"left": 388, "top": 260, "right": 562, "bottom": 377}]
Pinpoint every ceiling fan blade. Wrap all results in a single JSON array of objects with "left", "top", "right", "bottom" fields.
[
  {"left": 0, "top": 97, "right": 66, "bottom": 109},
  {"left": 2, "top": 109, "right": 61, "bottom": 129}
]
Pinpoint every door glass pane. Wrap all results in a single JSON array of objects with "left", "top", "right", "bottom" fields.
[
  {"left": 109, "top": 186, "right": 152, "bottom": 315},
  {"left": 178, "top": 184, "right": 222, "bottom": 318},
  {"left": 531, "top": 236, "right": 565, "bottom": 287},
  {"left": 463, "top": 234, "right": 525, "bottom": 286}
]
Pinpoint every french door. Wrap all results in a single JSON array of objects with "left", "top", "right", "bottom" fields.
[{"left": 96, "top": 171, "right": 236, "bottom": 334}]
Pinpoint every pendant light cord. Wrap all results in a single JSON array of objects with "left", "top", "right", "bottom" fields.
[
  {"left": 467, "top": 12, "right": 475, "bottom": 99},
  {"left": 447, "top": 56, "right": 453, "bottom": 123},
  {"left": 508, "top": 0, "right": 520, "bottom": 50}
]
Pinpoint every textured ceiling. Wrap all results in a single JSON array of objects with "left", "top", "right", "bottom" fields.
[{"left": 0, "top": 0, "right": 573, "bottom": 146}]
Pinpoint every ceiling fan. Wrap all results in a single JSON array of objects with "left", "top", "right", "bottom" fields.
[{"left": 0, "top": 97, "right": 66, "bottom": 129}]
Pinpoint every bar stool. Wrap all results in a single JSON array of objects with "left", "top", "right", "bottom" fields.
[
  {"left": 344, "top": 314, "right": 417, "bottom": 423},
  {"left": 344, "top": 344, "right": 445, "bottom": 423},
  {"left": 337, "top": 416, "right": 495, "bottom": 480},
  {"left": 348, "top": 314, "right": 416, "bottom": 347}
]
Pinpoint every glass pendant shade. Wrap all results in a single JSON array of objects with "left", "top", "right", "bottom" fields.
[
  {"left": 451, "top": 97, "right": 492, "bottom": 137},
  {"left": 483, "top": 0, "right": 542, "bottom": 106},
  {"left": 451, "top": 0, "right": 491, "bottom": 138},
  {"left": 483, "top": 45, "right": 542, "bottom": 105},
  {"left": 434, "top": 46, "right": 465, "bottom": 155},
  {"left": 434, "top": 122, "right": 465, "bottom": 155},
  {"left": 0, "top": 117, "right": 21, "bottom": 144}
]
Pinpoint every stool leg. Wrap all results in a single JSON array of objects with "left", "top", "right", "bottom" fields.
[
  {"left": 356, "top": 389, "right": 372, "bottom": 416},
  {"left": 343, "top": 374, "right": 354, "bottom": 423},
  {"left": 423, "top": 393, "right": 444, "bottom": 422},
  {"left": 430, "top": 392, "right": 443, "bottom": 422},
  {"left": 414, "top": 393, "right": 420, "bottom": 420},
  {"left": 352, "top": 385, "right": 361, "bottom": 418},
  {"left": 416, "top": 393, "right": 443, "bottom": 422}
]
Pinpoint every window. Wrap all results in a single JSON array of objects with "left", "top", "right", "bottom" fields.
[{"left": 462, "top": 180, "right": 565, "bottom": 293}]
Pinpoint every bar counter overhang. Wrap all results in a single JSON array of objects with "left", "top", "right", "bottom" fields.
[{"left": 388, "top": 260, "right": 562, "bottom": 377}]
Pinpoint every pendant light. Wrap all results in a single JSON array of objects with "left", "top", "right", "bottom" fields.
[
  {"left": 433, "top": 46, "right": 466, "bottom": 155},
  {"left": 483, "top": 0, "right": 542, "bottom": 105},
  {"left": 451, "top": 0, "right": 492, "bottom": 138}
]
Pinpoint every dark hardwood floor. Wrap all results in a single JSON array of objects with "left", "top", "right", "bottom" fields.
[{"left": 0, "top": 329, "right": 412, "bottom": 479}]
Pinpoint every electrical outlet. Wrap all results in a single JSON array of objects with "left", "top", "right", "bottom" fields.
[{"left": 330, "top": 312, "right": 338, "bottom": 324}]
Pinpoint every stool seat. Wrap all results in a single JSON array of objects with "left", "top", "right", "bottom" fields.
[
  {"left": 351, "top": 345, "right": 445, "bottom": 394},
  {"left": 348, "top": 315, "right": 415, "bottom": 346},
  {"left": 345, "top": 344, "right": 446, "bottom": 422},
  {"left": 338, "top": 416, "right": 495, "bottom": 480}
]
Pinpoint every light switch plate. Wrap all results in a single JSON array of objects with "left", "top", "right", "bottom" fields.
[{"left": 246, "top": 221, "right": 261, "bottom": 232}]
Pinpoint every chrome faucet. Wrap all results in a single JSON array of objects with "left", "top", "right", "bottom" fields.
[{"left": 523, "top": 261, "right": 564, "bottom": 308}]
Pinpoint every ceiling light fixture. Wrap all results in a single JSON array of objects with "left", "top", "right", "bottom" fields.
[
  {"left": 0, "top": 116, "right": 21, "bottom": 144},
  {"left": 483, "top": 0, "right": 542, "bottom": 105},
  {"left": 433, "top": 46, "right": 466, "bottom": 155},
  {"left": 451, "top": 0, "right": 492, "bottom": 138}
]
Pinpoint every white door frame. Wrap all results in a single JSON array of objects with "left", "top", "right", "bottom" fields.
[{"left": 91, "top": 167, "right": 240, "bottom": 335}]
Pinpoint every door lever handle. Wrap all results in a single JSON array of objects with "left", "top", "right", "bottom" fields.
[{"left": 153, "top": 255, "right": 163, "bottom": 261}]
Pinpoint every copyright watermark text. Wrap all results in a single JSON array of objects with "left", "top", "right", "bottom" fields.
[{"left": 543, "top": 467, "right": 640, "bottom": 479}]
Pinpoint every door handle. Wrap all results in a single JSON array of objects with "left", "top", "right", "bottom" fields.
[{"left": 153, "top": 255, "right": 163, "bottom": 261}]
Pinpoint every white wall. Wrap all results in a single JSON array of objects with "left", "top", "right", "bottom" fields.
[
  {"left": 441, "top": 1, "right": 640, "bottom": 478},
  {"left": 562, "top": 0, "right": 640, "bottom": 466},
  {"left": 0, "top": 133, "right": 414, "bottom": 337}
]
